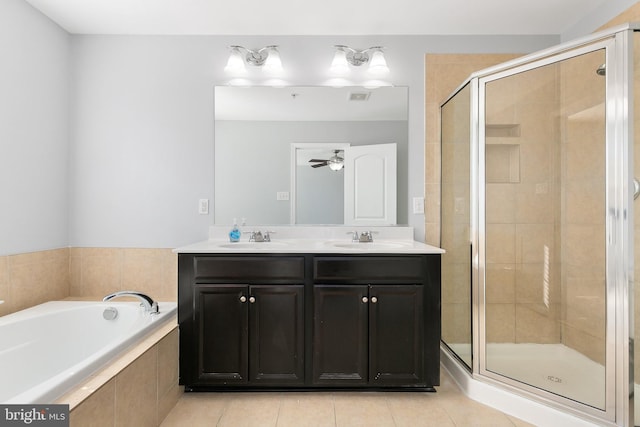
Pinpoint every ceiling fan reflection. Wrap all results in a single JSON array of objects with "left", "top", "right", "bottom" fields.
[{"left": 308, "top": 150, "right": 344, "bottom": 171}]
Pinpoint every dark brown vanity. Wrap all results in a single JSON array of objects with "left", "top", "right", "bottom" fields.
[{"left": 178, "top": 251, "right": 441, "bottom": 390}]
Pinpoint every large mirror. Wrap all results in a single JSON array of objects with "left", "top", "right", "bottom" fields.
[{"left": 214, "top": 86, "right": 408, "bottom": 225}]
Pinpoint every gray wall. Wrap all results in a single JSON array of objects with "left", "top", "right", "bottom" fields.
[{"left": 0, "top": 0, "right": 69, "bottom": 256}]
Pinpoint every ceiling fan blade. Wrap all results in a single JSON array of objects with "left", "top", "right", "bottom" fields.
[
  {"left": 311, "top": 162, "right": 328, "bottom": 168},
  {"left": 308, "top": 159, "right": 328, "bottom": 163}
]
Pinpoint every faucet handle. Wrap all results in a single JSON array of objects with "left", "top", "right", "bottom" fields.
[
  {"left": 359, "top": 231, "right": 375, "bottom": 242},
  {"left": 348, "top": 231, "right": 359, "bottom": 242},
  {"left": 263, "top": 231, "right": 275, "bottom": 242}
]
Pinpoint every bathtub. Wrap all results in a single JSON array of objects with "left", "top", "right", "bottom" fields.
[{"left": 0, "top": 300, "right": 177, "bottom": 404}]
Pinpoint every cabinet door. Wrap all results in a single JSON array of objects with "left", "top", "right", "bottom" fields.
[
  {"left": 196, "top": 285, "right": 249, "bottom": 384},
  {"left": 249, "top": 285, "right": 304, "bottom": 384},
  {"left": 313, "top": 285, "right": 368, "bottom": 385},
  {"left": 369, "top": 285, "right": 424, "bottom": 385}
]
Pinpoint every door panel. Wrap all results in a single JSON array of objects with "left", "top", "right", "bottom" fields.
[
  {"left": 249, "top": 285, "right": 304, "bottom": 384},
  {"left": 369, "top": 285, "right": 424, "bottom": 385},
  {"left": 197, "top": 285, "right": 248, "bottom": 384},
  {"left": 344, "top": 143, "right": 397, "bottom": 225},
  {"left": 313, "top": 285, "right": 368, "bottom": 384}
]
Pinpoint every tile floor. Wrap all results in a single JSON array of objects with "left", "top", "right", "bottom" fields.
[{"left": 160, "top": 370, "right": 534, "bottom": 427}]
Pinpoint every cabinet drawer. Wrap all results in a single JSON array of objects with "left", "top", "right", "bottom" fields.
[
  {"left": 194, "top": 256, "right": 305, "bottom": 281},
  {"left": 313, "top": 256, "right": 426, "bottom": 282}
]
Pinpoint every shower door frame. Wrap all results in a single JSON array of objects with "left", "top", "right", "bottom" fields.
[{"left": 468, "top": 26, "right": 636, "bottom": 426}]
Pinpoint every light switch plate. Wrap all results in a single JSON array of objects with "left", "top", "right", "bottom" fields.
[
  {"left": 198, "top": 199, "right": 209, "bottom": 215},
  {"left": 412, "top": 197, "right": 424, "bottom": 214},
  {"left": 277, "top": 191, "right": 290, "bottom": 201}
]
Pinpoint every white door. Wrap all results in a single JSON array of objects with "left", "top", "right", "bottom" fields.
[{"left": 344, "top": 143, "right": 397, "bottom": 225}]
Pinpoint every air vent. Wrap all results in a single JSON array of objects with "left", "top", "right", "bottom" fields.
[{"left": 348, "top": 92, "right": 370, "bottom": 101}]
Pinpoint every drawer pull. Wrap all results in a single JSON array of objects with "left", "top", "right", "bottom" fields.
[
  {"left": 362, "top": 296, "right": 368, "bottom": 303},
  {"left": 239, "top": 295, "right": 247, "bottom": 303},
  {"left": 371, "top": 296, "right": 378, "bottom": 304},
  {"left": 249, "top": 296, "right": 256, "bottom": 303}
]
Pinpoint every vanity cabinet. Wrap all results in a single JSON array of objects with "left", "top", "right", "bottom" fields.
[
  {"left": 195, "top": 284, "right": 304, "bottom": 385},
  {"left": 178, "top": 252, "right": 441, "bottom": 391},
  {"left": 313, "top": 284, "right": 424, "bottom": 386},
  {"left": 180, "top": 255, "right": 305, "bottom": 388}
]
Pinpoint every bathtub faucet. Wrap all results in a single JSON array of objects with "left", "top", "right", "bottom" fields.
[{"left": 102, "top": 291, "right": 159, "bottom": 314}]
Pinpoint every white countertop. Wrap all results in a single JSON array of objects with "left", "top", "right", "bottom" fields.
[{"left": 173, "top": 226, "right": 445, "bottom": 254}]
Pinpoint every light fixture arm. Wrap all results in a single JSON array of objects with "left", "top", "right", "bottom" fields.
[
  {"left": 228, "top": 45, "right": 279, "bottom": 67},
  {"left": 333, "top": 45, "right": 384, "bottom": 67}
]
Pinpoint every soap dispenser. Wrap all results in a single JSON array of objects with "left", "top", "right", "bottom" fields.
[{"left": 229, "top": 218, "right": 241, "bottom": 242}]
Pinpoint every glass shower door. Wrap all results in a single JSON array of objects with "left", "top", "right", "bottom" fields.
[
  {"left": 481, "top": 48, "right": 608, "bottom": 410},
  {"left": 441, "top": 83, "right": 473, "bottom": 368}
]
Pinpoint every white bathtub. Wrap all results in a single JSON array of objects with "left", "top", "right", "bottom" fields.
[{"left": 0, "top": 300, "right": 177, "bottom": 404}]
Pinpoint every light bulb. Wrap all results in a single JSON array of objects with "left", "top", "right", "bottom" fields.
[
  {"left": 263, "top": 48, "right": 283, "bottom": 73},
  {"left": 368, "top": 50, "right": 389, "bottom": 75},
  {"left": 224, "top": 48, "right": 246, "bottom": 74},
  {"left": 330, "top": 49, "right": 349, "bottom": 74}
]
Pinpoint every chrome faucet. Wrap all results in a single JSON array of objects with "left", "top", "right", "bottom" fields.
[
  {"left": 348, "top": 231, "right": 374, "bottom": 243},
  {"left": 246, "top": 230, "right": 274, "bottom": 242},
  {"left": 103, "top": 291, "right": 159, "bottom": 314},
  {"left": 359, "top": 231, "right": 374, "bottom": 243}
]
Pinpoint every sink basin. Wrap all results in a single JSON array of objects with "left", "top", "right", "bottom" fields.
[
  {"left": 329, "top": 242, "right": 409, "bottom": 249},
  {"left": 218, "top": 242, "right": 290, "bottom": 249}
]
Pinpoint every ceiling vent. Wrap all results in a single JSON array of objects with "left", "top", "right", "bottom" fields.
[{"left": 348, "top": 92, "right": 370, "bottom": 101}]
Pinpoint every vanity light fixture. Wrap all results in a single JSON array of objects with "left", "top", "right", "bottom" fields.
[
  {"left": 330, "top": 45, "right": 390, "bottom": 74},
  {"left": 224, "top": 45, "right": 283, "bottom": 74}
]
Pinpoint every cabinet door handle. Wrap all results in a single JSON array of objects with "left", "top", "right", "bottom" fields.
[
  {"left": 249, "top": 296, "right": 256, "bottom": 303},
  {"left": 371, "top": 296, "right": 378, "bottom": 303},
  {"left": 239, "top": 295, "right": 247, "bottom": 303},
  {"left": 362, "top": 296, "right": 368, "bottom": 303}
]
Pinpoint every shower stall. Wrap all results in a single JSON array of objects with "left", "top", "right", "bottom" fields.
[{"left": 440, "top": 24, "right": 638, "bottom": 426}]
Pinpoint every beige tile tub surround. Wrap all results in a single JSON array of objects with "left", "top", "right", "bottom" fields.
[
  {"left": 70, "top": 248, "right": 177, "bottom": 302},
  {"left": 0, "top": 247, "right": 177, "bottom": 317},
  {"left": 0, "top": 248, "right": 70, "bottom": 317},
  {"left": 64, "top": 323, "right": 179, "bottom": 427}
]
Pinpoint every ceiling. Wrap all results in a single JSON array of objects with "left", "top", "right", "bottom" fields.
[{"left": 24, "top": 0, "right": 610, "bottom": 36}]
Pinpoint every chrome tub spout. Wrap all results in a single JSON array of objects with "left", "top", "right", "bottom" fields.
[{"left": 102, "top": 291, "right": 159, "bottom": 314}]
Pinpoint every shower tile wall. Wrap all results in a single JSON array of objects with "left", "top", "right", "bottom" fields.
[
  {"left": 484, "top": 64, "right": 562, "bottom": 344},
  {"left": 558, "top": 51, "right": 606, "bottom": 364},
  {"left": 427, "top": 54, "right": 521, "bottom": 348}
]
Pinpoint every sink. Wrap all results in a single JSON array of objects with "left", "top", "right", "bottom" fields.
[
  {"left": 218, "top": 242, "right": 290, "bottom": 249},
  {"left": 329, "top": 242, "right": 409, "bottom": 249}
]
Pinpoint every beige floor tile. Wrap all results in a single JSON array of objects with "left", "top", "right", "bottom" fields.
[
  {"left": 438, "top": 395, "right": 517, "bottom": 426},
  {"left": 276, "top": 393, "right": 335, "bottom": 427},
  {"left": 508, "top": 415, "right": 537, "bottom": 427},
  {"left": 386, "top": 394, "right": 455, "bottom": 427},
  {"left": 162, "top": 370, "right": 530, "bottom": 427},
  {"left": 217, "top": 393, "right": 282, "bottom": 427},
  {"left": 334, "top": 393, "right": 395, "bottom": 427},
  {"left": 160, "top": 393, "right": 228, "bottom": 427}
]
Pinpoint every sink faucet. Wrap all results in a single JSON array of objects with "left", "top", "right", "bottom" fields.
[
  {"left": 348, "top": 231, "right": 374, "bottom": 243},
  {"left": 246, "top": 230, "right": 274, "bottom": 242},
  {"left": 103, "top": 291, "right": 159, "bottom": 314},
  {"left": 359, "top": 231, "right": 374, "bottom": 243}
]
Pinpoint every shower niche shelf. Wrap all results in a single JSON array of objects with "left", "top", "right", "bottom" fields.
[
  {"left": 486, "top": 143, "right": 520, "bottom": 184},
  {"left": 485, "top": 123, "right": 521, "bottom": 138}
]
